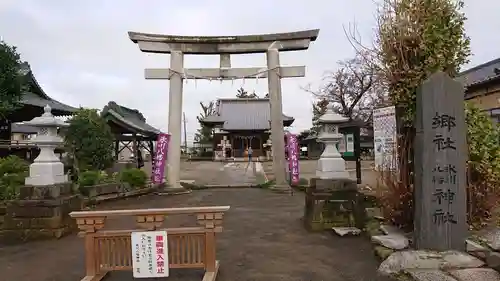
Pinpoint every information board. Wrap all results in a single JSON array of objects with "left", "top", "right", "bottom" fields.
[
  {"left": 131, "top": 231, "right": 169, "bottom": 278},
  {"left": 373, "top": 106, "right": 398, "bottom": 171}
]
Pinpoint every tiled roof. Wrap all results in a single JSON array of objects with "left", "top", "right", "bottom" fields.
[
  {"left": 458, "top": 57, "right": 500, "bottom": 87},
  {"left": 21, "top": 64, "right": 77, "bottom": 114},
  {"left": 101, "top": 101, "right": 161, "bottom": 136},
  {"left": 21, "top": 92, "right": 77, "bottom": 114},
  {"left": 11, "top": 123, "right": 38, "bottom": 134},
  {"left": 202, "top": 98, "right": 294, "bottom": 130}
]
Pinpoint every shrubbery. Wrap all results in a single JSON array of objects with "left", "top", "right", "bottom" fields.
[
  {"left": 78, "top": 170, "right": 102, "bottom": 187},
  {"left": 465, "top": 103, "right": 500, "bottom": 227},
  {"left": 78, "top": 170, "right": 119, "bottom": 196},
  {"left": 119, "top": 168, "right": 147, "bottom": 189},
  {"left": 0, "top": 155, "right": 29, "bottom": 200},
  {"left": 77, "top": 168, "right": 148, "bottom": 196}
]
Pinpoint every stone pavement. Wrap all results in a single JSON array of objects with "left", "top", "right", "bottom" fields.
[
  {"left": 0, "top": 189, "right": 393, "bottom": 281},
  {"left": 180, "top": 161, "right": 259, "bottom": 186},
  {"left": 263, "top": 160, "right": 378, "bottom": 188}
]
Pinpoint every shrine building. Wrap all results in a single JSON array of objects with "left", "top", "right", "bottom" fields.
[
  {"left": 200, "top": 98, "right": 294, "bottom": 161},
  {"left": 101, "top": 101, "right": 162, "bottom": 168},
  {"left": 458, "top": 57, "right": 500, "bottom": 124},
  {"left": 0, "top": 63, "right": 77, "bottom": 159}
]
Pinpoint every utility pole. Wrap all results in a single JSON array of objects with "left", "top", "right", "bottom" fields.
[{"left": 182, "top": 112, "right": 188, "bottom": 152}]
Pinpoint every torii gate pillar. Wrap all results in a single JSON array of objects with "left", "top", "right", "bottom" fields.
[
  {"left": 167, "top": 50, "right": 184, "bottom": 188},
  {"left": 266, "top": 47, "right": 288, "bottom": 191},
  {"left": 128, "top": 30, "right": 319, "bottom": 190}
]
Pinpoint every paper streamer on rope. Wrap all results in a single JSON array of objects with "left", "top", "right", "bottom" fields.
[{"left": 169, "top": 66, "right": 277, "bottom": 82}]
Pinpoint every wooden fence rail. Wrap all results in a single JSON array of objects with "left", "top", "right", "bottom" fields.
[{"left": 70, "top": 206, "right": 230, "bottom": 281}]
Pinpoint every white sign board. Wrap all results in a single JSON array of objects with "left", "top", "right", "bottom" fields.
[
  {"left": 131, "top": 231, "right": 169, "bottom": 278},
  {"left": 373, "top": 106, "right": 398, "bottom": 171},
  {"left": 346, "top": 134, "right": 354, "bottom": 152},
  {"left": 338, "top": 136, "right": 346, "bottom": 152}
]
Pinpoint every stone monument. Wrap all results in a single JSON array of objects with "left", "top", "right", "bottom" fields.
[
  {"left": 128, "top": 29, "right": 319, "bottom": 190},
  {"left": 315, "top": 104, "right": 350, "bottom": 180},
  {"left": 1, "top": 105, "right": 79, "bottom": 243},
  {"left": 24, "top": 105, "right": 68, "bottom": 186},
  {"left": 414, "top": 72, "right": 467, "bottom": 251}
]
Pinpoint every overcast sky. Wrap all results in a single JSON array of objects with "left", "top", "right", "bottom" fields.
[{"left": 1, "top": 1, "right": 499, "bottom": 143}]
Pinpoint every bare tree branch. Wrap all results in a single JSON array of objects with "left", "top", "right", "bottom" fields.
[{"left": 306, "top": 53, "right": 386, "bottom": 124}]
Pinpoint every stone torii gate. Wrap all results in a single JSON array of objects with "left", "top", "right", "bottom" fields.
[{"left": 128, "top": 29, "right": 319, "bottom": 190}]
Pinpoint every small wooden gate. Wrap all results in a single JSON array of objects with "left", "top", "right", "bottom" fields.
[{"left": 70, "top": 206, "right": 230, "bottom": 281}]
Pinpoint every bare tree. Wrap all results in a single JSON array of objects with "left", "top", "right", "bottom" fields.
[
  {"left": 345, "top": 0, "right": 469, "bottom": 122},
  {"left": 304, "top": 53, "right": 386, "bottom": 124},
  {"left": 343, "top": 0, "right": 471, "bottom": 229}
]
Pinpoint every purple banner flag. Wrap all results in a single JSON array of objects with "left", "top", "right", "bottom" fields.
[
  {"left": 286, "top": 133, "right": 300, "bottom": 185},
  {"left": 152, "top": 133, "right": 170, "bottom": 184}
]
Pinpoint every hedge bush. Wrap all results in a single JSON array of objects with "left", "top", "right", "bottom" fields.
[
  {"left": 465, "top": 102, "right": 500, "bottom": 227},
  {"left": 77, "top": 170, "right": 119, "bottom": 196},
  {"left": 0, "top": 155, "right": 29, "bottom": 200},
  {"left": 119, "top": 168, "right": 147, "bottom": 189}
]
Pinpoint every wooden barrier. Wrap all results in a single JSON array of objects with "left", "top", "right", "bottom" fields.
[{"left": 70, "top": 206, "right": 230, "bottom": 281}]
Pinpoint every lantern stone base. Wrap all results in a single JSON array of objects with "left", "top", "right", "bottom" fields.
[
  {"left": 309, "top": 178, "right": 357, "bottom": 191},
  {"left": 304, "top": 178, "right": 366, "bottom": 231},
  {"left": 25, "top": 161, "right": 68, "bottom": 186},
  {"left": 271, "top": 184, "right": 292, "bottom": 194},
  {"left": 0, "top": 182, "right": 81, "bottom": 245},
  {"left": 315, "top": 156, "right": 350, "bottom": 179},
  {"left": 18, "top": 182, "right": 74, "bottom": 199}
]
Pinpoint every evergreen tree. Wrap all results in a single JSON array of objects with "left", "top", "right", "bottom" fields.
[
  {"left": 0, "top": 41, "right": 25, "bottom": 118},
  {"left": 64, "top": 108, "right": 115, "bottom": 172},
  {"left": 235, "top": 87, "right": 258, "bottom": 98},
  {"left": 310, "top": 98, "right": 329, "bottom": 135},
  {"left": 194, "top": 101, "right": 216, "bottom": 143}
]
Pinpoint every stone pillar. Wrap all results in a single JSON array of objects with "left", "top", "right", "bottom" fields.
[
  {"left": 266, "top": 47, "right": 289, "bottom": 190},
  {"left": 167, "top": 50, "right": 184, "bottom": 189}
]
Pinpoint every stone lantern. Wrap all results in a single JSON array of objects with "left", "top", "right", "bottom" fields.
[
  {"left": 263, "top": 137, "right": 273, "bottom": 160},
  {"left": 24, "top": 105, "right": 69, "bottom": 186},
  {"left": 315, "top": 103, "right": 349, "bottom": 179}
]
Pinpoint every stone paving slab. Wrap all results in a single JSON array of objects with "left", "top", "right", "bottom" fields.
[
  {"left": 449, "top": 268, "right": 500, "bottom": 281},
  {"left": 262, "top": 160, "right": 378, "bottom": 188},
  {"left": 180, "top": 161, "right": 259, "bottom": 186},
  {"left": 406, "top": 269, "right": 457, "bottom": 281}
]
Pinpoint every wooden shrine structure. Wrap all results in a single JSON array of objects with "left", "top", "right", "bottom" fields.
[
  {"left": 128, "top": 29, "right": 319, "bottom": 189},
  {"left": 201, "top": 98, "right": 294, "bottom": 160},
  {"left": 101, "top": 101, "right": 161, "bottom": 168}
]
